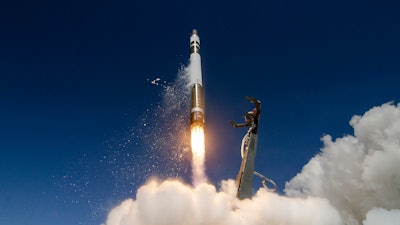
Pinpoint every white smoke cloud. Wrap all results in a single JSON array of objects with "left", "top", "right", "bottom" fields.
[
  {"left": 363, "top": 208, "right": 400, "bottom": 225},
  {"left": 105, "top": 179, "right": 341, "bottom": 225},
  {"left": 105, "top": 102, "right": 400, "bottom": 225},
  {"left": 285, "top": 102, "right": 400, "bottom": 225}
]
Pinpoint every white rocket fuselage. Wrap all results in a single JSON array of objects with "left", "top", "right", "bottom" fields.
[
  {"left": 190, "top": 29, "right": 202, "bottom": 86},
  {"left": 189, "top": 29, "right": 205, "bottom": 128}
]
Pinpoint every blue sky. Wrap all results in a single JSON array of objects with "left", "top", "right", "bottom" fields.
[{"left": 1, "top": 0, "right": 400, "bottom": 224}]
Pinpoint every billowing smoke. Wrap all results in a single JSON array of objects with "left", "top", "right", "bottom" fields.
[
  {"left": 285, "top": 102, "right": 400, "bottom": 225},
  {"left": 363, "top": 208, "right": 400, "bottom": 225},
  {"left": 104, "top": 102, "right": 400, "bottom": 225},
  {"left": 105, "top": 179, "right": 341, "bottom": 225}
]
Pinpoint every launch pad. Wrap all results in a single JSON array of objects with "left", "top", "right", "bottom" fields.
[{"left": 231, "top": 96, "right": 276, "bottom": 199}]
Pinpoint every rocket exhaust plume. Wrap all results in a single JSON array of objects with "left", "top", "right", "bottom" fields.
[
  {"left": 189, "top": 29, "right": 207, "bottom": 186},
  {"left": 191, "top": 125, "right": 206, "bottom": 186}
]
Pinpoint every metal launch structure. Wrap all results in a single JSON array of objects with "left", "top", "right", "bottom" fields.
[{"left": 232, "top": 98, "right": 277, "bottom": 199}]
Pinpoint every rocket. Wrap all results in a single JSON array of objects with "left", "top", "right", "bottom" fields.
[{"left": 189, "top": 29, "right": 205, "bottom": 128}]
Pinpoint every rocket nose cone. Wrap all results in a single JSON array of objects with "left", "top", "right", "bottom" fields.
[{"left": 191, "top": 29, "right": 198, "bottom": 36}]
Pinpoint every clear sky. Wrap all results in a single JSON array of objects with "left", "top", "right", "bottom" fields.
[{"left": 1, "top": 0, "right": 400, "bottom": 224}]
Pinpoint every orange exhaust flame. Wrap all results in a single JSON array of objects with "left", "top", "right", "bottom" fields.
[{"left": 190, "top": 125, "right": 207, "bottom": 186}]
